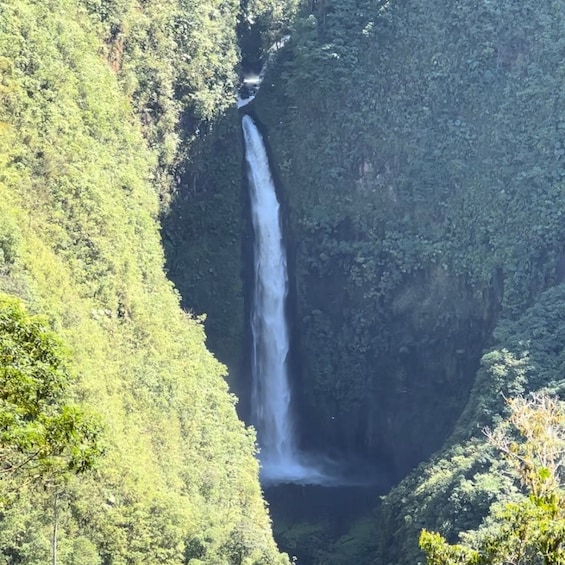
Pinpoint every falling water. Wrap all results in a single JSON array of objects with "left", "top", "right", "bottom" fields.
[{"left": 242, "top": 115, "right": 324, "bottom": 484}]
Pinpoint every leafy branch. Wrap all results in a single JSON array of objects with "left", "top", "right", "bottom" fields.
[{"left": 421, "top": 393, "right": 565, "bottom": 565}]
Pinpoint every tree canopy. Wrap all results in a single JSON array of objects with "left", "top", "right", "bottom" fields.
[
  {"left": 421, "top": 394, "right": 565, "bottom": 565},
  {"left": 0, "top": 293, "right": 102, "bottom": 493}
]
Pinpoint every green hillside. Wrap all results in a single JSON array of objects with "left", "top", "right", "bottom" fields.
[
  {"left": 0, "top": 0, "right": 288, "bottom": 563},
  {"left": 3, "top": 0, "right": 564, "bottom": 562},
  {"left": 162, "top": 0, "right": 565, "bottom": 562}
]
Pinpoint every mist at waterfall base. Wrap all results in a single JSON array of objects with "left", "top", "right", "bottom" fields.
[{"left": 243, "top": 115, "right": 389, "bottom": 489}]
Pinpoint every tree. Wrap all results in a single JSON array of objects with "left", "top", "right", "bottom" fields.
[
  {"left": 420, "top": 393, "right": 565, "bottom": 565},
  {"left": 0, "top": 293, "right": 103, "bottom": 498}
]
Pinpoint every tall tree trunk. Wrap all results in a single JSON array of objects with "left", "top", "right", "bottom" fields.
[{"left": 52, "top": 492, "right": 58, "bottom": 565}]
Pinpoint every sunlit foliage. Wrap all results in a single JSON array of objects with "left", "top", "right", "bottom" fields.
[
  {"left": 421, "top": 393, "right": 565, "bottom": 565},
  {"left": 0, "top": 294, "right": 102, "bottom": 496},
  {"left": 0, "top": 0, "right": 288, "bottom": 562}
]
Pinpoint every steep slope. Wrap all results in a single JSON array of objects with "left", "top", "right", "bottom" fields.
[
  {"left": 158, "top": 0, "right": 565, "bottom": 562},
  {"left": 374, "top": 283, "right": 565, "bottom": 564},
  {"left": 253, "top": 0, "right": 565, "bottom": 477},
  {"left": 0, "top": 0, "right": 288, "bottom": 563}
]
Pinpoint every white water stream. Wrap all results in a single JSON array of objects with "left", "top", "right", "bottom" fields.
[{"left": 242, "top": 115, "right": 325, "bottom": 484}]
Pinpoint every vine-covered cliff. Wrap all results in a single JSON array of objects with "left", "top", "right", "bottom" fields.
[
  {"left": 164, "top": 0, "right": 565, "bottom": 562},
  {"left": 255, "top": 0, "right": 564, "bottom": 561},
  {"left": 253, "top": 0, "right": 565, "bottom": 477}
]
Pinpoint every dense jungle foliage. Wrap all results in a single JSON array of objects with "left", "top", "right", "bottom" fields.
[
  {"left": 254, "top": 0, "right": 565, "bottom": 471},
  {"left": 164, "top": 0, "right": 565, "bottom": 562},
  {"left": 420, "top": 393, "right": 565, "bottom": 565},
  {"left": 0, "top": 0, "right": 290, "bottom": 562},
  {"left": 2, "top": 0, "right": 564, "bottom": 561}
]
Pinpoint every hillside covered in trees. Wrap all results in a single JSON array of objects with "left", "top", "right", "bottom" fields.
[
  {"left": 0, "top": 0, "right": 289, "bottom": 562},
  {"left": 163, "top": 0, "right": 565, "bottom": 562},
  {"left": 2, "top": 0, "right": 565, "bottom": 563}
]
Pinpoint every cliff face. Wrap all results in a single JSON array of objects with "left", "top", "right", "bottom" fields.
[
  {"left": 164, "top": 0, "right": 564, "bottom": 561},
  {"left": 250, "top": 0, "right": 565, "bottom": 477},
  {"left": 0, "top": 1, "right": 288, "bottom": 562},
  {"left": 162, "top": 112, "right": 246, "bottom": 376},
  {"left": 168, "top": 2, "right": 565, "bottom": 465}
]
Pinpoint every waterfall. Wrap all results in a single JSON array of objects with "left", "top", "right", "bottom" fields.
[{"left": 242, "top": 115, "right": 324, "bottom": 484}]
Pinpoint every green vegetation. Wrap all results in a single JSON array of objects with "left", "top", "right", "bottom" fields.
[
  {"left": 420, "top": 394, "right": 565, "bottom": 565},
  {"left": 0, "top": 0, "right": 288, "bottom": 562},
  {"left": 249, "top": 0, "right": 565, "bottom": 475},
  {"left": 162, "top": 110, "right": 246, "bottom": 372},
  {"left": 0, "top": 294, "right": 102, "bottom": 495},
  {"left": 83, "top": 0, "right": 241, "bottom": 202},
  {"left": 10, "top": 0, "right": 557, "bottom": 560},
  {"left": 372, "top": 283, "right": 565, "bottom": 564}
]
